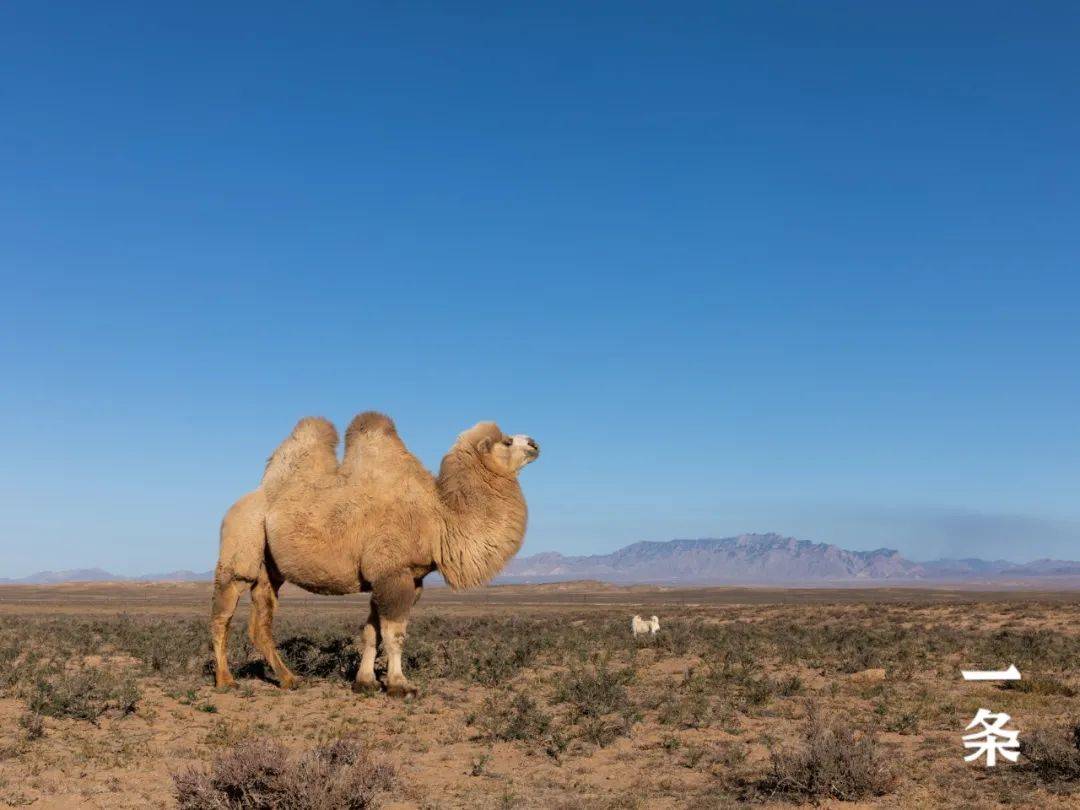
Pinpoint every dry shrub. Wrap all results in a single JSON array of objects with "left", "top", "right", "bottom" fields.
[
  {"left": 115, "top": 617, "right": 208, "bottom": 674},
  {"left": 0, "top": 641, "right": 46, "bottom": 693},
  {"left": 279, "top": 634, "right": 357, "bottom": 680},
  {"left": 656, "top": 690, "right": 713, "bottom": 728},
  {"left": 1020, "top": 722, "right": 1080, "bottom": 781},
  {"left": 577, "top": 716, "right": 633, "bottom": 747},
  {"left": 551, "top": 657, "right": 639, "bottom": 746},
  {"left": 552, "top": 657, "right": 634, "bottom": 719},
  {"left": 476, "top": 689, "right": 571, "bottom": 758},
  {"left": 18, "top": 712, "right": 44, "bottom": 741},
  {"left": 714, "top": 739, "right": 749, "bottom": 768},
  {"left": 404, "top": 615, "right": 556, "bottom": 686},
  {"left": 1004, "top": 675, "right": 1077, "bottom": 697},
  {"left": 759, "top": 705, "right": 896, "bottom": 801},
  {"left": 26, "top": 667, "right": 139, "bottom": 722},
  {"left": 478, "top": 689, "right": 551, "bottom": 742},
  {"left": 174, "top": 736, "right": 393, "bottom": 809}
]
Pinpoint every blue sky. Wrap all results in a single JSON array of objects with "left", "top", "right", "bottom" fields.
[{"left": 2, "top": 3, "right": 1078, "bottom": 575}]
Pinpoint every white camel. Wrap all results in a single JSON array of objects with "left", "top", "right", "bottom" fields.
[{"left": 631, "top": 614, "right": 660, "bottom": 637}]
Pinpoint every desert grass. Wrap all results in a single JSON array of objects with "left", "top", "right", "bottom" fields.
[
  {"left": 173, "top": 735, "right": 393, "bottom": 809},
  {"left": 755, "top": 702, "right": 897, "bottom": 801},
  {"left": 0, "top": 594, "right": 1079, "bottom": 807}
]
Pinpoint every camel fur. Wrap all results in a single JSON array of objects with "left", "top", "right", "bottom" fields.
[{"left": 211, "top": 412, "right": 539, "bottom": 696}]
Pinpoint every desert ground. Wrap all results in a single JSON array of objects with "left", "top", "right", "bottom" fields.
[{"left": 1, "top": 582, "right": 1079, "bottom": 809}]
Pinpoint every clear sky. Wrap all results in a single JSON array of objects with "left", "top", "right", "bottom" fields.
[{"left": 2, "top": 3, "right": 1078, "bottom": 576}]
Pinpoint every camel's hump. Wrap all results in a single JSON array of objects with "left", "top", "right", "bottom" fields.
[
  {"left": 341, "top": 411, "right": 408, "bottom": 475},
  {"left": 345, "top": 411, "right": 398, "bottom": 444},
  {"left": 291, "top": 416, "right": 340, "bottom": 446},
  {"left": 261, "top": 416, "right": 340, "bottom": 494}
]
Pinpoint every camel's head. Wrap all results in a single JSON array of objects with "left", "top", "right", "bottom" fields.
[{"left": 463, "top": 422, "right": 540, "bottom": 477}]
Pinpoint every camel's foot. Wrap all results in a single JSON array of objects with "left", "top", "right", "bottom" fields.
[
  {"left": 351, "top": 678, "right": 379, "bottom": 696},
  {"left": 278, "top": 674, "right": 301, "bottom": 690},
  {"left": 386, "top": 681, "right": 418, "bottom": 699},
  {"left": 215, "top": 672, "right": 236, "bottom": 689}
]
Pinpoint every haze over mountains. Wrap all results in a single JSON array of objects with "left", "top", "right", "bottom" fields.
[{"left": 3, "top": 534, "right": 1079, "bottom": 586}]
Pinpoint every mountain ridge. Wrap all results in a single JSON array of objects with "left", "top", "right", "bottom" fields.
[
  {"left": 0, "top": 568, "right": 213, "bottom": 585},
  {"left": 498, "top": 533, "right": 1080, "bottom": 584},
  {"left": 4, "top": 534, "right": 1079, "bottom": 585}
]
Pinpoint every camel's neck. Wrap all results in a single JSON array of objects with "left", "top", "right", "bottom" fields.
[{"left": 434, "top": 452, "right": 527, "bottom": 590}]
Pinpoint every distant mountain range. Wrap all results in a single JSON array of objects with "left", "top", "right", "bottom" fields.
[
  {"left": 3, "top": 534, "right": 1080, "bottom": 586},
  {"left": 498, "top": 533, "right": 1080, "bottom": 584},
  {"left": 0, "top": 568, "right": 213, "bottom": 585}
]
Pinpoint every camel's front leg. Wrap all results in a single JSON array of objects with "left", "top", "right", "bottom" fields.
[{"left": 372, "top": 574, "right": 418, "bottom": 698}]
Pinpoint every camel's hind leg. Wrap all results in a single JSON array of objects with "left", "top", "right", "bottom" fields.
[
  {"left": 381, "top": 613, "right": 414, "bottom": 698},
  {"left": 352, "top": 601, "right": 381, "bottom": 693},
  {"left": 211, "top": 574, "right": 245, "bottom": 688},
  {"left": 212, "top": 490, "right": 266, "bottom": 688},
  {"left": 248, "top": 565, "right": 299, "bottom": 689}
]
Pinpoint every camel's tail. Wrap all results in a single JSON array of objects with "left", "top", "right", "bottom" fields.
[
  {"left": 261, "top": 416, "right": 340, "bottom": 496},
  {"left": 340, "top": 411, "right": 406, "bottom": 475}
]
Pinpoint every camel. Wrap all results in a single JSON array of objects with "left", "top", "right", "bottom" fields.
[
  {"left": 210, "top": 412, "right": 539, "bottom": 697},
  {"left": 631, "top": 615, "right": 660, "bottom": 637}
]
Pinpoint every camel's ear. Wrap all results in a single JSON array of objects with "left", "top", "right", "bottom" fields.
[{"left": 475, "top": 436, "right": 494, "bottom": 455}]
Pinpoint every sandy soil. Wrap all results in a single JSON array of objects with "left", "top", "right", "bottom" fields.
[{"left": 0, "top": 582, "right": 1077, "bottom": 808}]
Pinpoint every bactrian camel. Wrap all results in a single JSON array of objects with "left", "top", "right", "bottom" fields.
[
  {"left": 211, "top": 412, "right": 539, "bottom": 696},
  {"left": 631, "top": 615, "right": 660, "bottom": 637}
]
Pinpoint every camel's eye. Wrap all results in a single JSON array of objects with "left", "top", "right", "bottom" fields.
[{"left": 502, "top": 437, "right": 513, "bottom": 446}]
